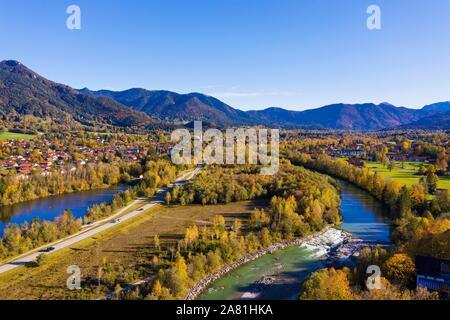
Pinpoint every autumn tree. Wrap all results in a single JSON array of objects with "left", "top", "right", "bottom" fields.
[
  {"left": 184, "top": 225, "right": 199, "bottom": 248},
  {"left": 165, "top": 191, "right": 171, "bottom": 205},
  {"left": 387, "top": 160, "right": 396, "bottom": 172},
  {"left": 398, "top": 186, "right": 413, "bottom": 219},
  {"left": 382, "top": 253, "right": 415, "bottom": 288},
  {"left": 358, "top": 277, "right": 411, "bottom": 300},
  {"left": 435, "top": 148, "right": 448, "bottom": 173},
  {"left": 401, "top": 140, "right": 410, "bottom": 153},
  {"left": 426, "top": 165, "right": 439, "bottom": 194},
  {"left": 301, "top": 268, "right": 354, "bottom": 300},
  {"left": 167, "top": 253, "right": 189, "bottom": 298},
  {"left": 249, "top": 208, "right": 270, "bottom": 229},
  {"left": 30, "top": 149, "right": 43, "bottom": 163},
  {"left": 154, "top": 235, "right": 161, "bottom": 251}
]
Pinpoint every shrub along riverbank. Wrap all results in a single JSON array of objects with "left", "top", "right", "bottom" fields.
[{"left": 0, "top": 209, "right": 81, "bottom": 260}]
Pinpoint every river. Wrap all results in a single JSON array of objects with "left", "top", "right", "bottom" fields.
[
  {"left": 0, "top": 185, "right": 128, "bottom": 235},
  {"left": 198, "top": 180, "right": 392, "bottom": 300}
]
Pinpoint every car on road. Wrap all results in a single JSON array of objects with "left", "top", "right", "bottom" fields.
[
  {"left": 225, "top": 224, "right": 234, "bottom": 231},
  {"left": 111, "top": 218, "right": 121, "bottom": 224},
  {"left": 39, "top": 246, "right": 55, "bottom": 253},
  {"left": 138, "top": 208, "right": 145, "bottom": 211}
]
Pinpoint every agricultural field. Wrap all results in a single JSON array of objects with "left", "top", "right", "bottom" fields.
[
  {"left": 0, "top": 131, "right": 36, "bottom": 141},
  {"left": 366, "top": 161, "right": 450, "bottom": 190},
  {"left": 0, "top": 200, "right": 266, "bottom": 300}
]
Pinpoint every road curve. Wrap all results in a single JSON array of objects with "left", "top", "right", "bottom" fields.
[{"left": 0, "top": 164, "right": 203, "bottom": 275}]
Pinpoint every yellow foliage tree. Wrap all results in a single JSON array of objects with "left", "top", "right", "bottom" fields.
[
  {"left": 301, "top": 268, "right": 354, "bottom": 300},
  {"left": 383, "top": 253, "right": 415, "bottom": 287}
]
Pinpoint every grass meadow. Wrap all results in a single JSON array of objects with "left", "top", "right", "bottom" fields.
[{"left": 367, "top": 161, "right": 450, "bottom": 190}]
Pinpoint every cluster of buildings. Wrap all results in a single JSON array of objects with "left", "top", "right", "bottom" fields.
[
  {"left": 1, "top": 142, "right": 72, "bottom": 175},
  {"left": 325, "top": 142, "right": 435, "bottom": 167},
  {"left": 0, "top": 137, "right": 170, "bottom": 176}
]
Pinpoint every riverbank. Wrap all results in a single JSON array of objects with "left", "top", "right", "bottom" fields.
[
  {"left": 197, "top": 179, "right": 393, "bottom": 300},
  {"left": 186, "top": 226, "right": 360, "bottom": 300}
]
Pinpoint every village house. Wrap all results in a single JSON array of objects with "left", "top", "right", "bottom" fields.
[{"left": 0, "top": 135, "right": 158, "bottom": 176}]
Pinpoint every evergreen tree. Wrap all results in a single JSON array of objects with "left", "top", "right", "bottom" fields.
[
  {"left": 426, "top": 165, "right": 439, "bottom": 194},
  {"left": 398, "top": 186, "right": 412, "bottom": 219}
]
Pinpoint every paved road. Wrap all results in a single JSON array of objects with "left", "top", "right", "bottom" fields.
[{"left": 0, "top": 164, "right": 204, "bottom": 275}]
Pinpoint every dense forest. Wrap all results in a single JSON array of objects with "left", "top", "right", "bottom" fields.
[{"left": 172, "top": 162, "right": 342, "bottom": 231}]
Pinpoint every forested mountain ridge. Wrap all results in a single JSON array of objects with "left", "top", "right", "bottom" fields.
[
  {"left": 0, "top": 60, "right": 154, "bottom": 128},
  {"left": 1, "top": 60, "right": 449, "bottom": 130},
  {"left": 84, "top": 86, "right": 450, "bottom": 130},
  {"left": 248, "top": 103, "right": 424, "bottom": 130},
  {"left": 80, "top": 88, "right": 256, "bottom": 127},
  {"left": 398, "top": 111, "right": 450, "bottom": 130}
]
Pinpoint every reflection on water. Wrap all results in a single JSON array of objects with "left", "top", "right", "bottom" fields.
[
  {"left": 339, "top": 181, "right": 391, "bottom": 244},
  {"left": 0, "top": 186, "right": 127, "bottom": 235},
  {"left": 199, "top": 180, "right": 392, "bottom": 300}
]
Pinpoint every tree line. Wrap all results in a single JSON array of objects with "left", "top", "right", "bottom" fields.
[
  {"left": 287, "top": 153, "right": 447, "bottom": 219},
  {"left": 0, "top": 209, "right": 81, "bottom": 260},
  {"left": 0, "top": 162, "right": 123, "bottom": 206},
  {"left": 169, "top": 162, "right": 341, "bottom": 230}
]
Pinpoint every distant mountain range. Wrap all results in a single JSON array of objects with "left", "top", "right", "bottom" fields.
[
  {"left": 82, "top": 87, "right": 450, "bottom": 130},
  {"left": 79, "top": 88, "right": 256, "bottom": 127},
  {"left": 0, "top": 60, "right": 153, "bottom": 127},
  {"left": 399, "top": 110, "right": 450, "bottom": 130},
  {"left": 1, "top": 60, "right": 449, "bottom": 130},
  {"left": 248, "top": 103, "right": 424, "bottom": 130}
]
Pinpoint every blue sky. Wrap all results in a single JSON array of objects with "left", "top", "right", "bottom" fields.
[{"left": 1, "top": 0, "right": 450, "bottom": 110}]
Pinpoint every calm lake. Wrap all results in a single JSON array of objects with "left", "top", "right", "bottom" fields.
[
  {"left": 199, "top": 180, "right": 392, "bottom": 300},
  {"left": 0, "top": 185, "right": 127, "bottom": 235}
]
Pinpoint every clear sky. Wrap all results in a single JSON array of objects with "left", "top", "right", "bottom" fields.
[{"left": 1, "top": 0, "right": 450, "bottom": 110}]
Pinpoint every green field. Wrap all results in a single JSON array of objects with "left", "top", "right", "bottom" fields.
[
  {"left": 367, "top": 161, "right": 450, "bottom": 190},
  {"left": 0, "top": 131, "right": 36, "bottom": 141}
]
